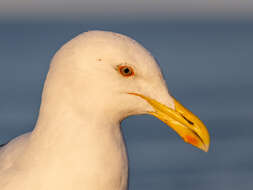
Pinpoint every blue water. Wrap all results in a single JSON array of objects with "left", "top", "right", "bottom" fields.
[{"left": 0, "top": 20, "right": 253, "bottom": 190}]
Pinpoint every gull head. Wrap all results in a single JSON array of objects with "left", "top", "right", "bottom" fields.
[{"left": 43, "top": 30, "right": 210, "bottom": 152}]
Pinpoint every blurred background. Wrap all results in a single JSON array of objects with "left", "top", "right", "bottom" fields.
[{"left": 0, "top": 0, "right": 252, "bottom": 189}]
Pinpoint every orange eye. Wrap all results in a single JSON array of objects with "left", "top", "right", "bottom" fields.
[{"left": 118, "top": 66, "right": 134, "bottom": 77}]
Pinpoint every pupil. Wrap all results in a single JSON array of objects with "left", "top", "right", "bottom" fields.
[{"left": 124, "top": 68, "right": 130, "bottom": 73}]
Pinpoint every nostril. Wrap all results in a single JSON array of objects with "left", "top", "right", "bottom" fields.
[{"left": 181, "top": 114, "right": 194, "bottom": 125}]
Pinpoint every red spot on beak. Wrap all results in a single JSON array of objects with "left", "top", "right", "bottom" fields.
[{"left": 185, "top": 135, "right": 199, "bottom": 146}]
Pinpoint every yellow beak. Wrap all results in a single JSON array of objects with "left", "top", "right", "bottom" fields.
[{"left": 129, "top": 93, "right": 210, "bottom": 152}]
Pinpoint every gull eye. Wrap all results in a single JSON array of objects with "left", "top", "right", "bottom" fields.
[{"left": 118, "top": 66, "right": 134, "bottom": 77}]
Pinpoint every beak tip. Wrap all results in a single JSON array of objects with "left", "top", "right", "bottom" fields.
[
  {"left": 184, "top": 135, "right": 210, "bottom": 152},
  {"left": 200, "top": 142, "right": 210, "bottom": 152},
  {"left": 203, "top": 147, "right": 209, "bottom": 152}
]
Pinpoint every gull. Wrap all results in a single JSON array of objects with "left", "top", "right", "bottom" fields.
[{"left": 0, "top": 31, "right": 210, "bottom": 190}]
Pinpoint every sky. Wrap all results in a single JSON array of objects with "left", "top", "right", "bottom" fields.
[{"left": 1, "top": 0, "right": 253, "bottom": 21}]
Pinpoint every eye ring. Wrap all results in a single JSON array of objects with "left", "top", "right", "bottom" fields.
[{"left": 118, "top": 65, "right": 135, "bottom": 77}]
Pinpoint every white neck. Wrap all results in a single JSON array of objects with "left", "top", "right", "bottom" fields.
[{"left": 16, "top": 68, "right": 129, "bottom": 190}]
